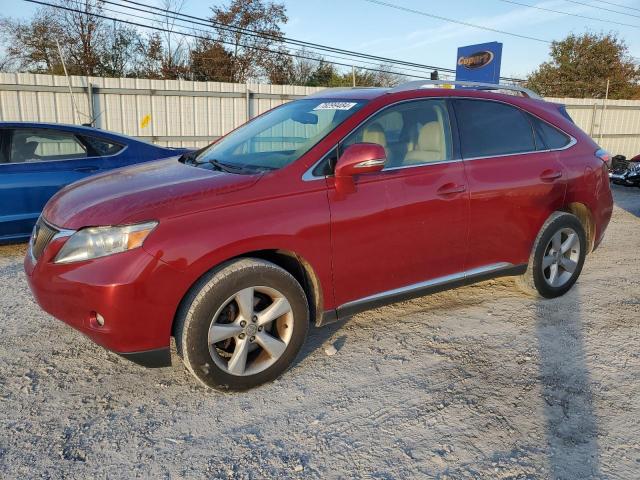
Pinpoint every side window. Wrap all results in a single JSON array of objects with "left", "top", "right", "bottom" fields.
[
  {"left": 529, "top": 116, "right": 571, "bottom": 150},
  {"left": 0, "top": 130, "right": 7, "bottom": 164},
  {"left": 312, "top": 147, "right": 338, "bottom": 177},
  {"left": 342, "top": 99, "right": 453, "bottom": 168},
  {"left": 81, "top": 135, "right": 124, "bottom": 156},
  {"left": 453, "top": 100, "right": 535, "bottom": 158},
  {"left": 9, "top": 129, "right": 87, "bottom": 163}
]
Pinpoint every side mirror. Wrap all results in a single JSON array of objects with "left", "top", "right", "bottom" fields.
[{"left": 335, "top": 143, "right": 386, "bottom": 178}]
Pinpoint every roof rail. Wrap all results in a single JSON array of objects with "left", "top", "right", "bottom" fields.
[
  {"left": 388, "top": 80, "right": 541, "bottom": 99},
  {"left": 304, "top": 86, "right": 385, "bottom": 98}
]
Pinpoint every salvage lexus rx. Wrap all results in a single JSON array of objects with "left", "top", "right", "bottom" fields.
[{"left": 25, "top": 82, "right": 613, "bottom": 391}]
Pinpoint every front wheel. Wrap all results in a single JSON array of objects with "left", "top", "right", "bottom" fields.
[
  {"left": 175, "top": 258, "right": 309, "bottom": 391},
  {"left": 516, "top": 212, "right": 587, "bottom": 298}
]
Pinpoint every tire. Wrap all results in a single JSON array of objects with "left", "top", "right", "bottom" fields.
[
  {"left": 516, "top": 212, "right": 587, "bottom": 299},
  {"left": 175, "top": 258, "right": 309, "bottom": 391}
]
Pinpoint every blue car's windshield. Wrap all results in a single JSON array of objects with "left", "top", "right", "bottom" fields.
[{"left": 194, "top": 98, "right": 367, "bottom": 172}]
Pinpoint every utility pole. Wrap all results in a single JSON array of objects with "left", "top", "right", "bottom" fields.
[{"left": 352, "top": 65, "right": 356, "bottom": 87}]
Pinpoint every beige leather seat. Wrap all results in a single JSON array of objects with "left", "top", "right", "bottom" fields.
[
  {"left": 403, "top": 121, "right": 446, "bottom": 165},
  {"left": 361, "top": 122, "right": 387, "bottom": 149}
]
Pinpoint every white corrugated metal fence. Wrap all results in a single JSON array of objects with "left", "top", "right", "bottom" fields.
[{"left": 1, "top": 73, "right": 639, "bottom": 157}]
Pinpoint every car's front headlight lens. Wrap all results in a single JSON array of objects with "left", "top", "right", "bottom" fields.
[{"left": 54, "top": 221, "right": 158, "bottom": 264}]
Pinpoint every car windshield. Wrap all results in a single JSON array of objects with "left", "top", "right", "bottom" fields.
[{"left": 193, "top": 98, "right": 367, "bottom": 172}]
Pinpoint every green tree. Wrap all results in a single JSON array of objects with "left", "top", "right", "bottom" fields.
[{"left": 526, "top": 32, "right": 640, "bottom": 99}]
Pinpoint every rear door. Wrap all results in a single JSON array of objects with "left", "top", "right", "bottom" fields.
[
  {"left": 327, "top": 99, "right": 469, "bottom": 310},
  {"left": 0, "top": 128, "right": 115, "bottom": 240},
  {"left": 452, "top": 99, "right": 567, "bottom": 271}
]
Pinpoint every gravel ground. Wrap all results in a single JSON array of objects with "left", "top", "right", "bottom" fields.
[{"left": 1, "top": 185, "right": 639, "bottom": 479}]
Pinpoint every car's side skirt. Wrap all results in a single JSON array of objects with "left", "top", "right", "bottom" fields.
[{"left": 319, "top": 262, "right": 527, "bottom": 326}]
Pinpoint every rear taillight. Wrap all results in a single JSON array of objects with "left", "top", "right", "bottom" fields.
[{"left": 595, "top": 148, "right": 612, "bottom": 169}]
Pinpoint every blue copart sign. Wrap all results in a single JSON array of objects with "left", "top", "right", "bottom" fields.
[{"left": 455, "top": 42, "right": 503, "bottom": 84}]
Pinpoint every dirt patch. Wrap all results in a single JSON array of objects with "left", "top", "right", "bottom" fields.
[{"left": 1, "top": 185, "right": 639, "bottom": 479}]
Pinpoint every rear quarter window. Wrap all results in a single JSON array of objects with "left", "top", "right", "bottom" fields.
[
  {"left": 453, "top": 99, "right": 535, "bottom": 158},
  {"left": 81, "top": 135, "right": 125, "bottom": 156},
  {"left": 529, "top": 116, "right": 571, "bottom": 150}
]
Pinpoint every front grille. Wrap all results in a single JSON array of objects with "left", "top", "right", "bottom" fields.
[{"left": 31, "top": 219, "right": 59, "bottom": 261}]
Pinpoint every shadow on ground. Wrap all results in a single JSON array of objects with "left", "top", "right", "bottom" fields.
[{"left": 535, "top": 285, "right": 601, "bottom": 478}]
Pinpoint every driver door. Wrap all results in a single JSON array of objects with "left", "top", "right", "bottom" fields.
[{"left": 327, "top": 99, "right": 469, "bottom": 313}]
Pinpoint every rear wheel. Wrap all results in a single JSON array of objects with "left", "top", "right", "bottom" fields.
[
  {"left": 175, "top": 258, "right": 309, "bottom": 391},
  {"left": 516, "top": 212, "right": 586, "bottom": 298}
]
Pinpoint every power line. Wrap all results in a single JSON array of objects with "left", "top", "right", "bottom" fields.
[
  {"left": 23, "top": 0, "right": 438, "bottom": 80},
  {"left": 562, "top": 0, "right": 640, "bottom": 19},
  {"left": 498, "top": 0, "right": 640, "bottom": 29},
  {"left": 592, "top": 0, "right": 640, "bottom": 13},
  {"left": 361, "top": 0, "right": 551, "bottom": 44},
  {"left": 98, "top": 0, "right": 446, "bottom": 79},
  {"left": 115, "top": 0, "right": 458, "bottom": 75}
]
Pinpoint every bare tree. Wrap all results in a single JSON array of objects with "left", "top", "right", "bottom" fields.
[
  {"left": 0, "top": 18, "right": 17, "bottom": 72},
  {"left": 211, "top": 0, "right": 288, "bottom": 82},
  {"left": 154, "top": 0, "right": 189, "bottom": 79},
  {"left": 100, "top": 22, "right": 142, "bottom": 77},
  {"left": 54, "top": 0, "right": 107, "bottom": 76},
  {"left": 0, "top": 11, "right": 67, "bottom": 74},
  {"left": 134, "top": 32, "right": 165, "bottom": 79}
]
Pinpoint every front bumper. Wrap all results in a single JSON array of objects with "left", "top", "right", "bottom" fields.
[{"left": 24, "top": 233, "right": 188, "bottom": 368}]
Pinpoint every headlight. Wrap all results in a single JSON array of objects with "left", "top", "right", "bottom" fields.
[{"left": 54, "top": 221, "right": 158, "bottom": 264}]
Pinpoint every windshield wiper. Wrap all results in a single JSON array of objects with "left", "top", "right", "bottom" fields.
[{"left": 206, "top": 159, "right": 252, "bottom": 174}]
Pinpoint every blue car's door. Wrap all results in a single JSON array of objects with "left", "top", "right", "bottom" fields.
[{"left": 0, "top": 127, "right": 119, "bottom": 242}]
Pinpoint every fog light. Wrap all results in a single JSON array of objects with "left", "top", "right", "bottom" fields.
[{"left": 89, "top": 311, "right": 105, "bottom": 328}]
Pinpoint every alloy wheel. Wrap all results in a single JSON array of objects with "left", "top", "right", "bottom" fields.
[
  {"left": 207, "top": 286, "right": 294, "bottom": 376},
  {"left": 542, "top": 227, "right": 581, "bottom": 288}
]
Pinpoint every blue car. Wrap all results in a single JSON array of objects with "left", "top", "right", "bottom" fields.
[{"left": 0, "top": 122, "right": 191, "bottom": 243}]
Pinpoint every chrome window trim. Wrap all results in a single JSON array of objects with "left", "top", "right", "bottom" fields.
[
  {"left": 462, "top": 136, "right": 577, "bottom": 162},
  {"left": 301, "top": 96, "right": 577, "bottom": 181},
  {"left": 338, "top": 262, "right": 513, "bottom": 312},
  {"left": 384, "top": 158, "right": 463, "bottom": 171}
]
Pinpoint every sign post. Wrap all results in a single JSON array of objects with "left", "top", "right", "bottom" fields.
[{"left": 455, "top": 42, "right": 503, "bottom": 84}]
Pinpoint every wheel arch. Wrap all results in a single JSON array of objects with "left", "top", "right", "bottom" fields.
[
  {"left": 171, "top": 248, "right": 325, "bottom": 337},
  {"left": 562, "top": 202, "right": 595, "bottom": 253}
]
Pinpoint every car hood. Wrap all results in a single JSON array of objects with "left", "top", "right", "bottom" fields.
[{"left": 43, "top": 157, "right": 262, "bottom": 229}]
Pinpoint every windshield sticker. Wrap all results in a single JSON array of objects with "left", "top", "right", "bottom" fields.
[{"left": 313, "top": 102, "right": 358, "bottom": 111}]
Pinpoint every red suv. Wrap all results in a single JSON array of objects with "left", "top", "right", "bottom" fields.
[{"left": 25, "top": 82, "right": 613, "bottom": 391}]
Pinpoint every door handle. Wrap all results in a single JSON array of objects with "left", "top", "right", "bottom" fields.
[
  {"left": 74, "top": 166, "right": 99, "bottom": 173},
  {"left": 436, "top": 183, "right": 466, "bottom": 196},
  {"left": 540, "top": 169, "right": 562, "bottom": 182}
]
